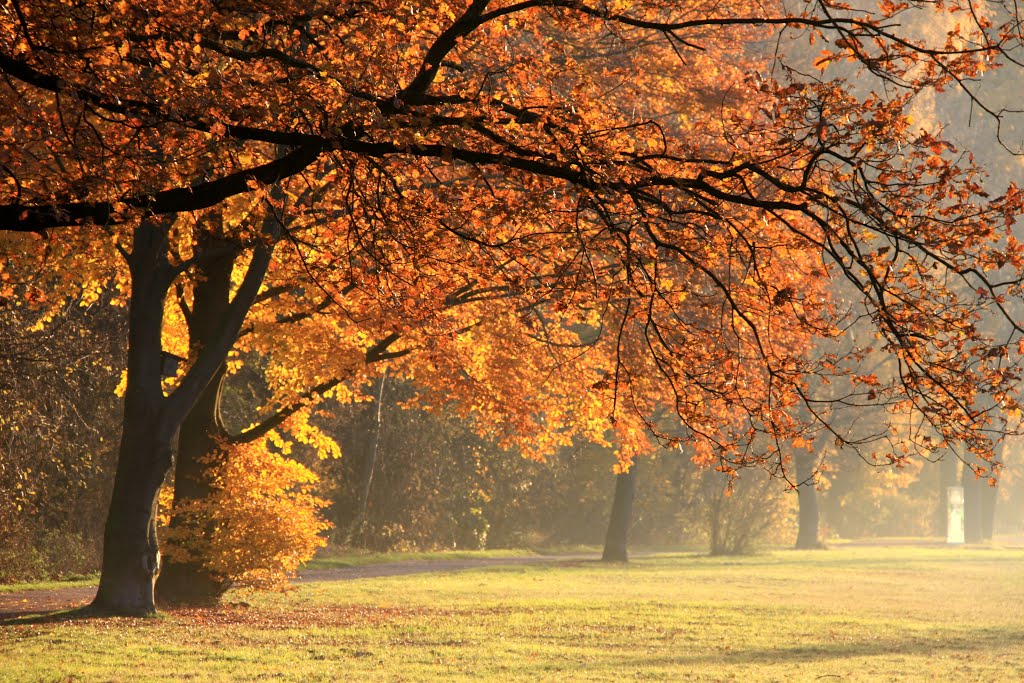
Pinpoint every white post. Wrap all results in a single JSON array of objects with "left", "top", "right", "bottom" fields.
[{"left": 947, "top": 486, "right": 965, "bottom": 544}]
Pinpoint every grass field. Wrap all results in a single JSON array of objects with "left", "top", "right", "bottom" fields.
[
  {"left": 2, "top": 545, "right": 1023, "bottom": 681},
  {"left": 304, "top": 547, "right": 538, "bottom": 570}
]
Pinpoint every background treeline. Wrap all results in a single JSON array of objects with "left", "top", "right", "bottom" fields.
[
  {"left": 0, "top": 295, "right": 124, "bottom": 581},
  {"left": 3, "top": 302, "right": 1023, "bottom": 583}
]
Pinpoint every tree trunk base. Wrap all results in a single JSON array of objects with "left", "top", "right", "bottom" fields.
[
  {"left": 600, "top": 548, "right": 629, "bottom": 562},
  {"left": 156, "top": 561, "right": 228, "bottom": 607},
  {"left": 90, "top": 565, "right": 160, "bottom": 617}
]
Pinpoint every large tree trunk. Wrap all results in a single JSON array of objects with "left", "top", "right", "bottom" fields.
[
  {"left": 92, "top": 417, "right": 175, "bottom": 615},
  {"left": 90, "top": 218, "right": 275, "bottom": 615},
  {"left": 793, "top": 450, "right": 822, "bottom": 549},
  {"left": 602, "top": 463, "right": 637, "bottom": 562},
  {"left": 90, "top": 221, "right": 177, "bottom": 615},
  {"left": 154, "top": 366, "right": 231, "bottom": 604},
  {"left": 156, "top": 242, "right": 236, "bottom": 605}
]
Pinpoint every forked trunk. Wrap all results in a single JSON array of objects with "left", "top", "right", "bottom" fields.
[
  {"left": 91, "top": 219, "right": 274, "bottom": 615},
  {"left": 156, "top": 242, "right": 236, "bottom": 606},
  {"left": 602, "top": 464, "right": 637, "bottom": 562}
]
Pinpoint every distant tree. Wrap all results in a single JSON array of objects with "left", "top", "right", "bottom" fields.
[
  {"left": 793, "top": 449, "right": 824, "bottom": 549},
  {"left": 962, "top": 462, "right": 999, "bottom": 543},
  {"left": 0, "top": 242, "right": 125, "bottom": 580},
  {"left": 602, "top": 464, "right": 639, "bottom": 562}
]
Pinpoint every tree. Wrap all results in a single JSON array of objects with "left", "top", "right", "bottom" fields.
[
  {"left": 793, "top": 448, "right": 824, "bottom": 549},
  {"left": 96, "top": 218, "right": 272, "bottom": 614},
  {"left": 154, "top": 231, "right": 251, "bottom": 603},
  {"left": 601, "top": 463, "right": 638, "bottom": 562},
  {"left": 0, "top": 239, "right": 126, "bottom": 580},
  {"left": 159, "top": 434, "right": 331, "bottom": 593},
  {"left": 3, "top": 0, "right": 1024, "bottom": 614},
  {"left": 962, "top": 458, "right": 999, "bottom": 542}
]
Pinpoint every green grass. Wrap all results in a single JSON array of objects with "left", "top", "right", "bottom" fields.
[
  {"left": 304, "top": 546, "right": 543, "bottom": 571},
  {"left": 0, "top": 549, "right": 547, "bottom": 591},
  {"left": 0, "top": 574, "right": 98, "bottom": 594},
  {"left": 3, "top": 546, "right": 1024, "bottom": 681}
]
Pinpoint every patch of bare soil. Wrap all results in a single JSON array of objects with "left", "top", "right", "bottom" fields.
[{"left": 0, "top": 585, "right": 95, "bottom": 621}]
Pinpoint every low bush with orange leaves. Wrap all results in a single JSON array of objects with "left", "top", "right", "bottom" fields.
[{"left": 160, "top": 436, "right": 331, "bottom": 592}]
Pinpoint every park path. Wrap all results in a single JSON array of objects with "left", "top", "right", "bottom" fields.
[{"left": 0, "top": 553, "right": 598, "bottom": 621}]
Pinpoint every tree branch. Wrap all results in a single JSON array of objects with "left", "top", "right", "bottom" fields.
[
  {"left": 165, "top": 218, "right": 278, "bottom": 426},
  {"left": 230, "top": 377, "right": 343, "bottom": 444},
  {"left": 0, "top": 144, "right": 324, "bottom": 232}
]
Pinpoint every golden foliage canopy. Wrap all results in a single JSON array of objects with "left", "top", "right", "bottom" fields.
[{"left": 2, "top": 0, "right": 1023, "bottom": 472}]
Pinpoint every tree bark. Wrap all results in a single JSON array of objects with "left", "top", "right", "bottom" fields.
[
  {"left": 154, "top": 365, "right": 231, "bottom": 604},
  {"left": 91, "top": 416, "right": 174, "bottom": 615},
  {"left": 793, "top": 450, "right": 822, "bottom": 549},
  {"left": 155, "top": 241, "right": 236, "bottom": 605},
  {"left": 90, "top": 217, "right": 275, "bottom": 615},
  {"left": 602, "top": 463, "right": 637, "bottom": 562},
  {"left": 90, "top": 221, "right": 177, "bottom": 615}
]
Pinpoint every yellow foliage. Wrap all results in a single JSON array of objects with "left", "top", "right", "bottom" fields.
[{"left": 161, "top": 435, "right": 331, "bottom": 592}]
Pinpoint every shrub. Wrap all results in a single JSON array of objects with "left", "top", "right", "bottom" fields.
[
  {"left": 161, "top": 436, "right": 331, "bottom": 592},
  {"left": 675, "top": 466, "right": 796, "bottom": 555}
]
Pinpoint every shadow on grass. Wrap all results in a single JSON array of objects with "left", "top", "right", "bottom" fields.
[
  {"left": 299, "top": 554, "right": 600, "bottom": 583},
  {"left": 1, "top": 603, "right": 166, "bottom": 625},
  {"left": 601, "top": 625, "right": 1024, "bottom": 670},
  {"left": 626, "top": 548, "right": 1024, "bottom": 573},
  {"left": 0, "top": 605, "right": 100, "bottom": 625}
]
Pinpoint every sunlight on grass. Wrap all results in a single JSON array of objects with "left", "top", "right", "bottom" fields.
[
  {"left": 0, "top": 575, "right": 99, "bottom": 594},
  {"left": 304, "top": 547, "right": 539, "bottom": 571},
  {"left": 3, "top": 547, "right": 1024, "bottom": 681}
]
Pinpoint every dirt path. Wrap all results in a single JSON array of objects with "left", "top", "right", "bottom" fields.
[
  {"left": 0, "top": 554, "right": 598, "bottom": 621},
  {"left": 0, "top": 585, "right": 97, "bottom": 620},
  {"left": 296, "top": 553, "right": 595, "bottom": 583}
]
